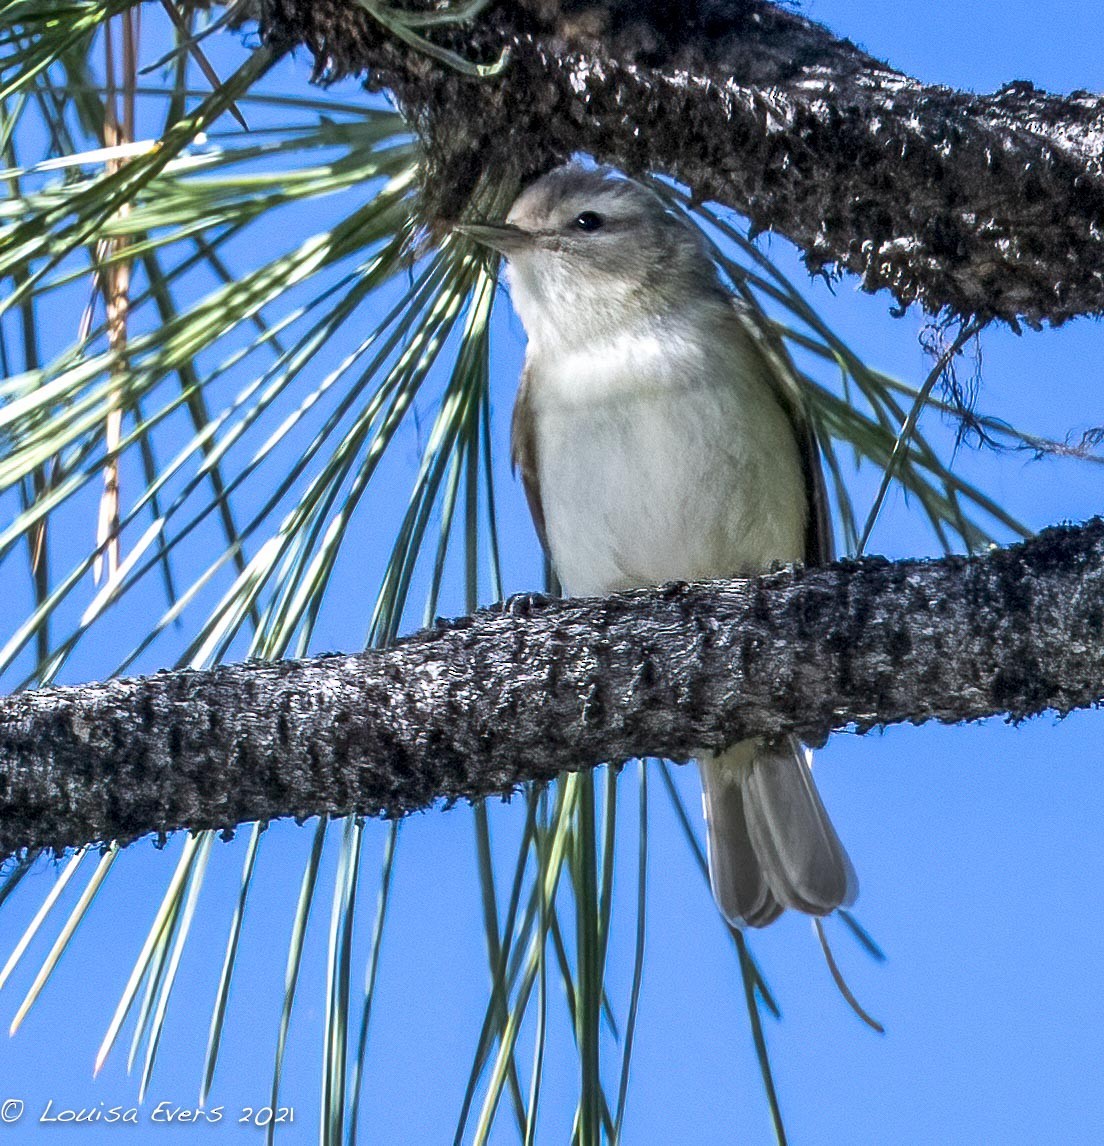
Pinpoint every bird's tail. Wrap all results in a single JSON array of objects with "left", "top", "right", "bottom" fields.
[{"left": 699, "top": 738, "right": 856, "bottom": 929}]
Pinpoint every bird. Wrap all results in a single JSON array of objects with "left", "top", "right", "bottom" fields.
[{"left": 460, "top": 163, "right": 855, "bottom": 928}]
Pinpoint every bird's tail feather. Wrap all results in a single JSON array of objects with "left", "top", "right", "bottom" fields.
[{"left": 699, "top": 738, "right": 856, "bottom": 929}]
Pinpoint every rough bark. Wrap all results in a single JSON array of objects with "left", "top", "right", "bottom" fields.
[
  {"left": 256, "top": 0, "right": 1104, "bottom": 328},
  {"left": 1, "top": 519, "right": 1101, "bottom": 858}
]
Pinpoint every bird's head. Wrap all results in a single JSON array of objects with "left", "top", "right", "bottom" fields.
[{"left": 458, "top": 164, "right": 721, "bottom": 348}]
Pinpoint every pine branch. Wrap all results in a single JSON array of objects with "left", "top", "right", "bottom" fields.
[
  {"left": 258, "top": 0, "right": 1104, "bottom": 327},
  {"left": 1, "top": 518, "right": 1102, "bottom": 858}
]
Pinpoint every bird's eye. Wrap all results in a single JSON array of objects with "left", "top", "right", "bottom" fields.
[{"left": 572, "top": 211, "right": 604, "bottom": 233}]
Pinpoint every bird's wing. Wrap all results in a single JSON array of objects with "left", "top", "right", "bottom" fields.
[
  {"left": 795, "top": 410, "right": 835, "bottom": 566},
  {"left": 732, "top": 301, "right": 834, "bottom": 566},
  {"left": 510, "top": 361, "right": 549, "bottom": 553}
]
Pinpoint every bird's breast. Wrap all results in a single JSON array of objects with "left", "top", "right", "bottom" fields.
[{"left": 527, "top": 329, "right": 807, "bottom": 597}]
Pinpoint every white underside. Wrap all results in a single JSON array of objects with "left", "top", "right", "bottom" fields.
[{"left": 526, "top": 316, "right": 807, "bottom": 596}]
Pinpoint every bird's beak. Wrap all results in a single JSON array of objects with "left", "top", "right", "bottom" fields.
[{"left": 454, "top": 221, "right": 533, "bottom": 255}]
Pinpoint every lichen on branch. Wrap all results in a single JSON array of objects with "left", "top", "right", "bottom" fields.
[
  {"left": 260, "top": 0, "right": 1104, "bottom": 327},
  {"left": 1, "top": 519, "right": 1102, "bottom": 859}
]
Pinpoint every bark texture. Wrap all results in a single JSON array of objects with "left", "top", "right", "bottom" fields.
[
  {"left": 257, "top": 0, "right": 1104, "bottom": 328},
  {"left": 1, "top": 519, "right": 1102, "bottom": 858}
]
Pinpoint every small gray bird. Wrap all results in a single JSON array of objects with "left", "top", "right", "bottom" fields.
[{"left": 462, "top": 164, "right": 855, "bottom": 927}]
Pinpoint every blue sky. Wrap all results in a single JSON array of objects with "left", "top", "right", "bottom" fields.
[{"left": 0, "top": 3, "right": 1102, "bottom": 1143}]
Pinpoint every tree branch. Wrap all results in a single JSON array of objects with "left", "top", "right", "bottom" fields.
[
  {"left": 1, "top": 519, "right": 1102, "bottom": 858},
  {"left": 258, "top": 0, "right": 1104, "bottom": 327}
]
